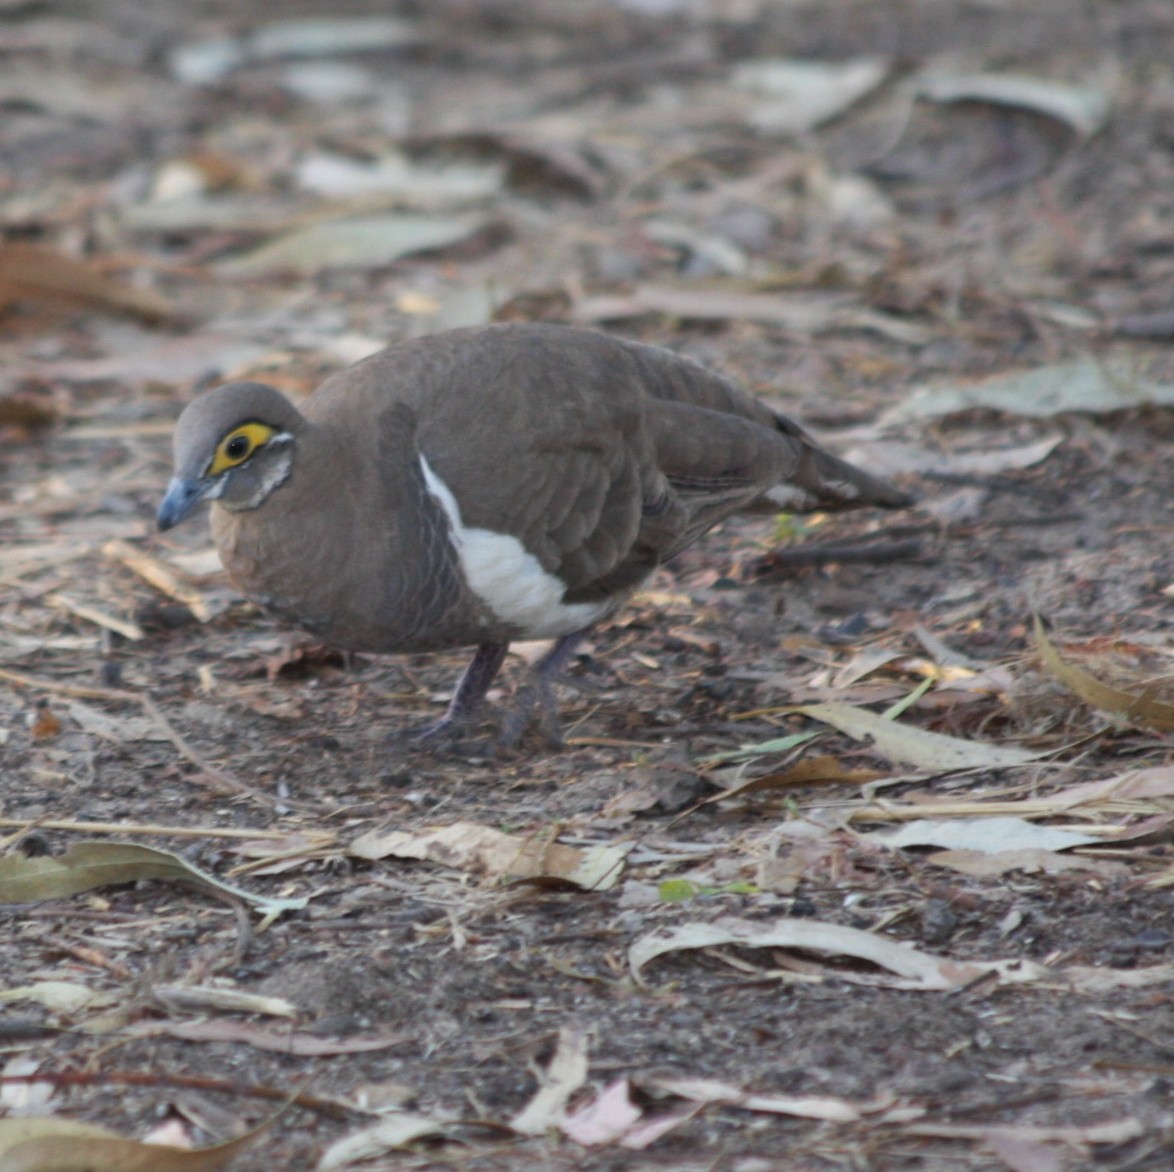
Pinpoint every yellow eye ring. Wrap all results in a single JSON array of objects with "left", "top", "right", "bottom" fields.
[{"left": 209, "top": 422, "right": 277, "bottom": 475}]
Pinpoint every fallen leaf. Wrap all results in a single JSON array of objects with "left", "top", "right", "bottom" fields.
[
  {"left": 38, "top": 334, "right": 268, "bottom": 388},
  {"left": 616, "top": 1108, "right": 700, "bottom": 1151},
  {"left": 295, "top": 150, "right": 503, "bottom": 204},
  {"left": 66, "top": 701, "right": 167, "bottom": 744},
  {"left": 652, "top": 1077, "right": 865, "bottom": 1122},
  {"left": 0, "top": 981, "right": 118, "bottom": 1014},
  {"left": 791, "top": 702, "right": 1043, "bottom": 770},
  {"left": 559, "top": 1078, "right": 642, "bottom": 1147},
  {"left": 0, "top": 841, "right": 307, "bottom": 918},
  {"left": 864, "top": 816, "right": 1100, "bottom": 855},
  {"left": 1034, "top": 615, "right": 1174, "bottom": 732},
  {"left": 731, "top": 57, "right": 891, "bottom": 134},
  {"left": 925, "top": 849, "right": 1129, "bottom": 879},
  {"left": 918, "top": 73, "right": 1110, "bottom": 138},
  {"left": 0, "top": 243, "right": 174, "bottom": 324},
  {"left": 217, "top": 213, "right": 490, "bottom": 277},
  {"left": 1052, "top": 964, "right": 1174, "bottom": 995},
  {"left": 349, "top": 821, "right": 625, "bottom": 891},
  {"left": 316, "top": 1114, "right": 448, "bottom": 1171},
  {"left": 0, "top": 1114, "right": 264, "bottom": 1171},
  {"left": 126, "top": 1019, "right": 406, "bottom": 1056},
  {"left": 983, "top": 1134, "right": 1066, "bottom": 1172},
  {"left": 853, "top": 436, "right": 1063, "bottom": 478},
  {"left": 169, "top": 17, "right": 422, "bottom": 84},
  {"left": 152, "top": 986, "right": 296, "bottom": 1018},
  {"left": 883, "top": 360, "right": 1174, "bottom": 423},
  {"left": 510, "top": 1028, "right": 590, "bottom": 1135},
  {"left": 629, "top": 915, "right": 1045, "bottom": 990},
  {"left": 702, "top": 755, "right": 884, "bottom": 811},
  {"left": 905, "top": 1119, "right": 1144, "bottom": 1145},
  {"left": 702, "top": 731, "right": 821, "bottom": 766},
  {"left": 573, "top": 285, "right": 930, "bottom": 344}
]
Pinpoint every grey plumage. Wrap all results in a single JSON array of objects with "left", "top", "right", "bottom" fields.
[{"left": 158, "top": 323, "right": 911, "bottom": 746}]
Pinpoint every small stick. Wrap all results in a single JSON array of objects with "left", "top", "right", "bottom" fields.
[
  {"left": 763, "top": 536, "right": 924, "bottom": 569},
  {"left": 139, "top": 694, "right": 284, "bottom": 809},
  {"left": 0, "top": 818, "right": 323, "bottom": 841},
  {"left": 0, "top": 666, "right": 283, "bottom": 810},
  {"left": 0, "top": 665, "right": 139, "bottom": 703},
  {"left": 0, "top": 1069, "right": 359, "bottom": 1121},
  {"left": 49, "top": 593, "right": 144, "bottom": 641},
  {"left": 103, "top": 538, "right": 212, "bottom": 622}
]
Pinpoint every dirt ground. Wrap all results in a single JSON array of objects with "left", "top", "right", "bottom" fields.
[{"left": 1, "top": 1, "right": 1173, "bottom": 1169}]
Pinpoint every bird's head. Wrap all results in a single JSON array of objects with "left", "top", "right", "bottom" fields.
[{"left": 157, "top": 382, "right": 305, "bottom": 531}]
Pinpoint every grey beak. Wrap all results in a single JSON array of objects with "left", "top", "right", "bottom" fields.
[{"left": 157, "top": 477, "right": 207, "bottom": 531}]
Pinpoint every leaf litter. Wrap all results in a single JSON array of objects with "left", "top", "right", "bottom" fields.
[{"left": 3, "top": 1, "right": 1174, "bottom": 1168}]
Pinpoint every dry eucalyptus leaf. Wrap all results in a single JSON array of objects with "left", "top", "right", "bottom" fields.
[
  {"left": 0, "top": 1115, "right": 262, "bottom": 1172},
  {"left": 0, "top": 243, "right": 175, "bottom": 324},
  {"left": 731, "top": 56, "right": 890, "bottom": 135},
  {"left": 1034, "top": 616, "right": 1174, "bottom": 732},
  {"left": 127, "top": 1018, "right": 406, "bottom": 1056},
  {"left": 925, "top": 849, "right": 1129, "bottom": 879},
  {"left": 905, "top": 1118, "right": 1144, "bottom": 1146},
  {"left": 295, "top": 150, "right": 503, "bottom": 204},
  {"left": 0, "top": 981, "right": 118, "bottom": 1014},
  {"left": 217, "top": 214, "right": 489, "bottom": 277},
  {"left": 791, "top": 702, "right": 1042, "bottom": 770},
  {"left": 510, "top": 1027, "right": 590, "bottom": 1136},
  {"left": 559, "top": 1077, "right": 643, "bottom": 1147},
  {"left": 151, "top": 985, "right": 296, "bottom": 1018},
  {"left": 629, "top": 915, "right": 1045, "bottom": 990},
  {"left": 349, "top": 821, "right": 625, "bottom": 890},
  {"left": 917, "top": 73, "right": 1110, "bottom": 139},
  {"left": 883, "top": 360, "right": 1174, "bottom": 423},
  {"left": 864, "top": 816, "right": 1100, "bottom": 855},
  {"left": 0, "top": 841, "right": 307, "bottom": 917},
  {"left": 317, "top": 1114, "right": 448, "bottom": 1171},
  {"left": 853, "top": 435, "right": 1063, "bottom": 478},
  {"left": 169, "top": 17, "right": 422, "bottom": 84},
  {"left": 574, "top": 285, "right": 929, "bottom": 344},
  {"left": 651, "top": 1077, "right": 865, "bottom": 1122}
]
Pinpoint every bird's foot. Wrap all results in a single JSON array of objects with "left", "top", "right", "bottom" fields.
[
  {"left": 497, "top": 633, "right": 588, "bottom": 750},
  {"left": 398, "top": 642, "right": 507, "bottom": 752},
  {"left": 496, "top": 683, "right": 564, "bottom": 751}
]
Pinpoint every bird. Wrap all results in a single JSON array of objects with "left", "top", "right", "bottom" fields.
[{"left": 157, "top": 322, "right": 911, "bottom": 748}]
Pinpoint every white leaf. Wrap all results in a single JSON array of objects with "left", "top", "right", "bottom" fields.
[
  {"left": 865, "top": 816, "right": 1100, "bottom": 855},
  {"left": 792, "top": 702, "right": 1042, "bottom": 770}
]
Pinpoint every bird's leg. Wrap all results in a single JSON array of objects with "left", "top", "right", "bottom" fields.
[
  {"left": 499, "top": 631, "right": 588, "bottom": 750},
  {"left": 413, "top": 642, "right": 509, "bottom": 741}
]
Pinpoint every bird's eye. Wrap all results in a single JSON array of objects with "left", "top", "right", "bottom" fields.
[{"left": 209, "top": 421, "right": 279, "bottom": 476}]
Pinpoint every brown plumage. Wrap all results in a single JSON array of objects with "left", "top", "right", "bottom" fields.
[{"left": 158, "top": 323, "right": 910, "bottom": 745}]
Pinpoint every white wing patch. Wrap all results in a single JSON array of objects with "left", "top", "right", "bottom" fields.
[
  {"left": 767, "top": 483, "right": 817, "bottom": 510},
  {"left": 419, "top": 456, "right": 611, "bottom": 638}
]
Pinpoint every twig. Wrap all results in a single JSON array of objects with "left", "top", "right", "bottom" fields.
[
  {"left": 0, "top": 1070, "right": 360, "bottom": 1122},
  {"left": 760, "top": 536, "right": 924, "bottom": 569},
  {"left": 49, "top": 592, "right": 144, "bottom": 641},
  {"left": 0, "top": 665, "right": 139, "bottom": 703},
  {"left": 103, "top": 537, "right": 212, "bottom": 621},
  {"left": 0, "top": 666, "right": 283, "bottom": 810},
  {"left": 0, "top": 817, "right": 325, "bottom": 841},
  {"left": 138, "top": 693, "right": 282, "bottom": 808}
]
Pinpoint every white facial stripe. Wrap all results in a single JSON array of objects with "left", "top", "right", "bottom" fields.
[
  {"left": 217, "top": 444, "right": 294, "bottom": 512},
  {"left": 250, "top": 447, "right": 294, "bottom": 502},
  {"left": 419, "top": 456, "right": 610, "bottom": 638}
]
